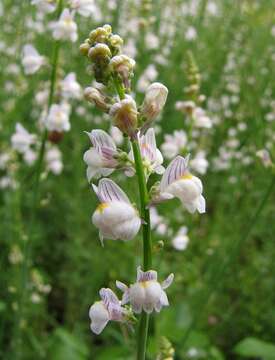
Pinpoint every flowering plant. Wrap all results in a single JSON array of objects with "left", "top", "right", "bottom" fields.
[{"left": 79, "top": 24, "right": 206, "bottom": 359}]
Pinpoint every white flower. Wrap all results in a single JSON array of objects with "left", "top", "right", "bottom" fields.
[
  {"left": 185, "top": 26, "right": 197, "bottom": 41},
  {"left": 189, "top": 151, "right": 209, "bottom": 175},
  {"left": 31, "top": 0, "right": 56, "bottom": 13},
  {"left": 22, "top": 44, "right": 44, "bottom": 75},
  {"left": 23, "top": 149, "right": 37, "bottom": 166},
  {"left": 256, "top": 149, "right": 273, "bottom": 168},
  {"left": 45, "top": 103, "right": 71, "bottom": 132},
  {"left": 69, "top": 0, "right": 96, "bottom": 17},
  {"left": 51, "top": 9, "right": 78, "bottom": 42},
  {"left": 92, "top": 178, "right": 141, "bottom": 244},
  {"left": 11, "top": 123, "right": 36, "bottom": 154},
  {"left": 161, "top": 130, "right": 187, "bottom": 159},
  {"left": 193, "top": 107, "right": 212, "bottom": 128},
  {"left": 89, "top": 288, "right": 126, "bottom": 335},
  {"left": 160, "top": 156, "right": 206, "bottom": 214},
  {"left": 46, "top": 147, "right": 63, "bottom": 175},
  {"left": 60, "top": 72, "right": 81, "bottom": 99},
  {"left": 83, "top": 130, "right": 118, "bottom": 181},
  {"left": 172, "top": 227, "right": 189, "bottom": 251},
  {"left": 116, "top": 267, "right": 174, "bottom": 314},
  {"left": 127, "top": 128, "right": 164, "bottom": 177}
]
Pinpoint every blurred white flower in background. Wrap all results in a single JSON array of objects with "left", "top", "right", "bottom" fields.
[
  {"left": 11, "top": 123, "right": 36, "bottom": 154},
  {"left": 45, "top": 103, "right": 71, "bottom": 132},
  {"left": 31, "top": 0, "right": 56, "bottom": 14},
  {"left": 161, "top": 130, "right": 187, "bottom": 159},
  {"left": 60, "top": 72, "right": 82, "bottom": 99},
  {"left": 172, "top": 226, "right": 189, "bottom": 251},
  {"left": 46, "top": 147, "right": 63, "bottom": 175},
  {"left": 185, "top": 26, "right": 197, "bottom": 41},
  {"left": 51, "top": 9, "right": 78, "bottom": 42},
  {"left": 22, "top": 44, "right": 45, "bottom": 75},
  {"left": 69, "top": 0, "right": 96, "bottom": 17},
  {"left": 190, "top": 151, "right": 209, "bottom": 175}
]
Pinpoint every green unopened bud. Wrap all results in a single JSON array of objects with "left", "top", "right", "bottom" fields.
[
  {"left": 88, "top": 43, "right": 112, "bottom": 62},
  {"left": 79, "top": 40, "right": 91, "bottom": 56},
  {"left": 109, "top": 96, "right": 138, "bottom": 137},
  {"left": 109, "top": 34, "right": 123, "bottom": 47}
]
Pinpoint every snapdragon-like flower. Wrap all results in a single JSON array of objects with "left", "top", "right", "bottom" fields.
[
  {"left": 45, "top": 103, "right": 71, "bottom": 133},
  {"left": 52, "top": 9, "right": 78, "bottom": 42},
  {"left": 127, "top": 128, "right": 164, "bottom": 177},
  {"left": 60, "top": 72, "right": 81, "bottom": 99},
  {"left": 22, "top": 44, "right": 45, "bottom": 75},
  {"left": 141, "top": 82, "right": 168, "bottom": 127},
  {"left": 116, "top": 267, "right": 174, "bottom": 314},
  {"left": 89, "top": 288, "right": 127, "bottom": 335},
  {"left": 83, "top": 130, "right": 118, "bottom": 181},
  {"left": 92, "top": 178, "right": 141, "bottom": 243},
  {"left": 109, "top": 95, "right": 138, "bottom": 137},
  {"left": 11, "top": 123, "right": 36, "bottom": 154},
  {"left": 160, "top": 156, "right": 206, "bottom": 214}
]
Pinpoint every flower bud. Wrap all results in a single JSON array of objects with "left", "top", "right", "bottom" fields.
[
  {"left": 88, "top": 43, "right": 111, "bottom": 62},
  {"left": 109, "top": 96, "right": 138, "bottom": 137},
  {"left": 109, "top": 34, "right": 123, "bottom": 48},
  {"left": 79, "top": 40, "right": 90, "bottom": 56},
  {"left": 141, "top": 82, "right": 168, "bottom": 121},
  {"left": 84, "top": 86, "right": 109, "bottom": 112},
  {"left": 89, "top": 24, "right": 112, "bottom": 45},
  {"left": 109, "top": 55, "right": 135, "bottom": 88}
]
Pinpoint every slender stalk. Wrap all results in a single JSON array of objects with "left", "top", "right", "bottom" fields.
[{"left": 112, "top": 77, "right": 152, "bottom": 360}]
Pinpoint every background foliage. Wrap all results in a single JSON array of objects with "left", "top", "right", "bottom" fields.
[{"left": 1, "top": 0, "right": 275, "bottom": 359}]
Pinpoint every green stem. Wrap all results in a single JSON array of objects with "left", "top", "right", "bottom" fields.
[{"left": 112, "top": 75, "right": 152, "bottom": 360}]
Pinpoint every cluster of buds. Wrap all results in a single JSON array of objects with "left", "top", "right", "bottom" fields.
[
  {"left": 80, "top": 25, "right": 168, "bottom": 138},
  {"left": 80, "top": 24, "right": 131, "bottom": 86},
  {"left": 176, "top": 51, "right": 212, "bottom": 133}
]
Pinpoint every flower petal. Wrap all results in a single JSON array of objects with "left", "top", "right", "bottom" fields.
[
  {"left": 86, "top": 129, "right": 116, "bottom": 151},
  {"left": 116, "top": 280, "right": 128, "bottom": 292},
  {"left": 160, "top": 155, "right": 189, "bottom": 192},
  {"left": 136, "top": 266, "right": 157, "bottom": 282},
  {"left": 97, "top": 178, "right": 130, "bottom": 204},
  {"left": 162, "top": 273, "right": 174, "bottom": 289}
]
